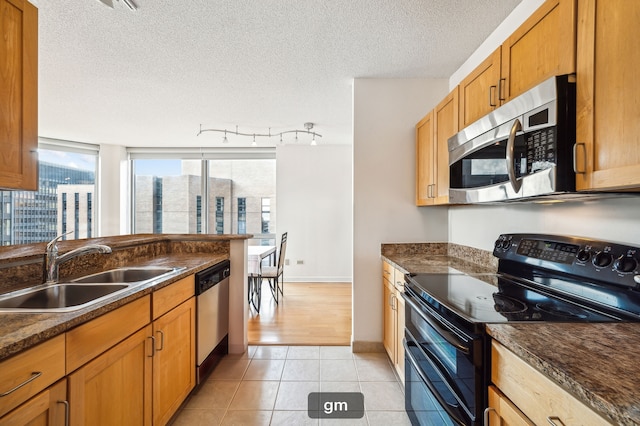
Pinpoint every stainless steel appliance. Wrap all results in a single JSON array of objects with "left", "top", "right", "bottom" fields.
[
  {"left": 448, "top": 75, "right": 576, "bottom": 203},
  {"left": 403, "top": 234, "right": 640, "bottom": 425},
  {"left": 195, "top": 260, "right": 230, "bottom": 383}
]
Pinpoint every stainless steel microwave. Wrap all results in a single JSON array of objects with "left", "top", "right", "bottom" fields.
[{"left": 448, "top": 74, "right": 576, "bottom": 203}]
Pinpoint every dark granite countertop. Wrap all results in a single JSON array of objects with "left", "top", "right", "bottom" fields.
[
  {"left": 0, "top": 234, "right": 250, "bottom": 362},
  {"left": 487, "top": 323, "right": 640, "bottom": 425}
]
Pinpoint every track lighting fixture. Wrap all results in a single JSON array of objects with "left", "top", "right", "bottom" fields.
[
  {"left": 197, "top": 123, "right": 322, "bottom": 145},
  {"left": 97, "top": 0, "right": 137, "bottom": 11}
]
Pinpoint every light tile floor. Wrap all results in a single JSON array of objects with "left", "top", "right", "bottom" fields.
[{"left": 171, "top": 346, "right": 412, "bottom": 426}]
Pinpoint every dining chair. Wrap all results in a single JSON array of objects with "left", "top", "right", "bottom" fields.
[{"left": 262, "top": 232, "right": 287, "bottom": 304}]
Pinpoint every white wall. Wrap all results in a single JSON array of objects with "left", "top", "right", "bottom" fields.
[
  {"left": 276, "top": 144, "right": 352, "bottom": 282},
  {"left": 352, "top": 78, "right": 449, "bottom": 346},
  {"left": 98, "top": 144, "right": 128, "bottom": 237},
  {"left": 447, "top": 0, "right": 640, "bottom": 250}
]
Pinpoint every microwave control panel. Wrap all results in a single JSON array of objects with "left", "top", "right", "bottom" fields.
[{"left": 525, "top": 127, "right": 556, "bottom": 174}]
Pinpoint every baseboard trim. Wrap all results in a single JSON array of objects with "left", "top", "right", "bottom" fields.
[{"left": 351, "top": 340, "right": 385, "bottom": 353}]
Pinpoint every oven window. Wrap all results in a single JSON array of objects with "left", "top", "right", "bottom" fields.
[{"left": 405, "top": 298, "right": 480, "bottom": 419}]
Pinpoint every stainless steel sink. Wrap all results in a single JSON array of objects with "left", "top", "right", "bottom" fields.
[
  {"left": 0, "top": 266, "right": 185, "bottom": 312},
  {"left": 0, "top": 283, "right": 129, "bottom": 312},
  {"left": 71, "top": 267, "right": 179, "bottom": 284}
]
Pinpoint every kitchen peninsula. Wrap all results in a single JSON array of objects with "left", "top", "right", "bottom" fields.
[{"left": 0, "top": 234, "right": 251, "bottom": 424}]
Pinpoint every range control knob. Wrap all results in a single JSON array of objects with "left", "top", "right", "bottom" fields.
[
  {"left": 576, "top": 250, "right": 591, "bottom": 262},
  {"left": 500, "top": 238, "right": 512, "bottom": 249},
  {"left": 494, "top": 239, "right": 503, "bottom": 249},
  {"left": 614, "top": 256, "right": 637, "bottom": 273},
  {"left": 592, "top": 252, "right": 613, "bottom": 268}
]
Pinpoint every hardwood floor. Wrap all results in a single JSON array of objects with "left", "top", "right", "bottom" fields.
[{"left": 248, "top": 282, "right": 352, "bottom": 346}]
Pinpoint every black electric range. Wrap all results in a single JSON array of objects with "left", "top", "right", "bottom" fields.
[{"left": 403, "top": 234, "right": 640, "bottom": 426}]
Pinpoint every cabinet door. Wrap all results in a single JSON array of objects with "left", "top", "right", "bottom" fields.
[
  {"left": 433, "top": 87, "right": 459, "bottom": 204},
  {"left": 415, "top": 111, "right": 435, "bottom": 206},
  {"left": 576, "top": 0, "right": 640, "bottom": 190},
  {"left": 0, "top": 0, "right": 38, "bottom": 191},
  {"left": 152, "top": 297, "right": 196, "bottom": 426},
  {"left": 68, "top": 325, "right": 153, "bottom": 426},
  {"left": 486, "top": 385, "right": 534, "bottom": 426},
  {"left": 0, "top": 380, "right": 67, "bottom": 426},
  {"left": 382, "top": 277, "right": 396, "bottom": 361},
  {"left": 394, "top": 288, "right": 405, "bottom": 384},
  {"left": 501, "top": 0, "right": 576, "bottom": 102},
  {"left": 458, "top": 47, "right": 501, "bottom": 129}
]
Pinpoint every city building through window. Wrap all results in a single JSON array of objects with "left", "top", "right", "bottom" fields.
[{"left": 0, "top": 142, "right": 98, "bottom": 245}]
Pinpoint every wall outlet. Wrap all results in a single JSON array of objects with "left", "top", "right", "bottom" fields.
[
  {"left": 296, "top": 260, "right": 304, "bottom": 265},
  {"left": 285, "top": 259, "right": 290, "bottom": 265}
]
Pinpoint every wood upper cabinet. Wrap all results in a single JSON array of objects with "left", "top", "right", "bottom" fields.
[
  {"left": 0, "top": 0, "right": 38, "bottom": 191},
  {"left": 501, "top": 0, "right": 576, "bottom": 101},
  {"left": 575, "top": 0, "right": 640, "bottom": 191},
  {"left": 433, "top": 87, "right": 459, "bottom": 204},
  {"left": 459, "top": 0, "right": 576, "bottom": 129},
  {"left": 416, "top": 87, "right": 458, "bottom": 206},
  {"left": 415, "top": 111, "right": 434, "bottom": 205},
  {"left": 459, "top": 48, "right": 502, "bottom": 129}
]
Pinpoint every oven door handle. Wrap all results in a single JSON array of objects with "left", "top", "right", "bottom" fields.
[
  {"left": 403, "top": 292, "right": 471, "bottom": 355},
  {"left": 404, "top": 339, "right": 468, "bottom": 426}
]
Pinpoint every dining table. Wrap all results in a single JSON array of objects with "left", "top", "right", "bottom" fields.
[{"left": 247, "top": 245, "right": 276, "bottom": 312}]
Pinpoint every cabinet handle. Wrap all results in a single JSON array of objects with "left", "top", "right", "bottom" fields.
[
  {"left": 0, "top": 371, "right": 42, "bottom": 397},
  {"left": 547, "top": 416, "right": 565, "bottom": 426},
  {"left": 483, "top": 407, "right": 496, "bottom": 425},
  {"left": 573, "top": 143, "right": 587, "bottom": 174},
  {"left": 147, "top": 335, "right": 156, "bottom": 357},
  {"left": 498, "top": 78, "right": 506, "bottom": 101},
  {"left": 57, "top": 400, "right": 70, "bottom": 426},
  {"left": 156, "top": 330, "right": 165, "bottom": 351},
  {"left": 489, "top": 85, "right": 497, "bottom": 107}
]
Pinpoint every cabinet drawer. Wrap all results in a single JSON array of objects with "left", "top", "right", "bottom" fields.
[
  {"left": 0, "top": 334, "right": 65, "bottom": 417},
  {"left": 491, "top": 340, "right": 611, "bottom": 426},
  {"left": 152, "top": 275, "right": 194, "bottom": 320},
  {"left": 66, "top": 295, "right": 151, "bottom": 372},
  {"left": 382, "top": 261, "right": 394, "bottom": 284}
]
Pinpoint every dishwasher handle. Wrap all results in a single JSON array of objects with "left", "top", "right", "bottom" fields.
[{"left": 196, "top": 260, "right": 231, "bottom": 295}]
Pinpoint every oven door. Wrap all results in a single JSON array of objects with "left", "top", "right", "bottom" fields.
[{"left": 403, "top": 289, "right": 483, "bottom": 426}]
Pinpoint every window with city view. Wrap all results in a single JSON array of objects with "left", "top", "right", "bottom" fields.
[
  {"left": 0, "top": 145, "right": 98, "bottom": 246},
  {"left": 131, "top": 157, "right": 275, "bottom": 243}
]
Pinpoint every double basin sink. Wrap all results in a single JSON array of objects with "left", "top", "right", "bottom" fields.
[{"left": 0, "top": 267, "right": 185, "bottom": 313}]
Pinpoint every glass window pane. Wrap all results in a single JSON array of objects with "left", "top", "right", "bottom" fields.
[
  {"left": 0, "top": 148, "right": 97, "bottom": 245},
  {"left": 132, "top": 159, "right": 202, "bottom": 234}
]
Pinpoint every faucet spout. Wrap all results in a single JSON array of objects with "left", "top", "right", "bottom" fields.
[{"left": 44, "top": 234, "right": 112, "bottom": 284}]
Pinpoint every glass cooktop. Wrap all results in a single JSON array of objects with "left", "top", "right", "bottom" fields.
[{"left": 406, "top": 273, "right": 625, "bottom": 324}]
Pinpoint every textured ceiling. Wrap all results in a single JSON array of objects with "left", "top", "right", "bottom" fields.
[{"left": 30, "top": 0, "right": 521, "bottom": 147}]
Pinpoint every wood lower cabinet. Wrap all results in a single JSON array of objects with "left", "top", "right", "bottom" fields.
[
  {"left": 152, "top": 297, "right": 196, "bottom": 425},
  {"left": 0, "top": 334, "right": 65, "bottom": 418},
  {"left": 382, "top": 260, "right": 405, "bottom": 383},
  {"left": 0, "top": 0, "right": 38, "bottom": 191},
  {"left": 491, "top": 340, "right": 611, "bottom": 425},
  {"left": 0, "top": 380, "right": 67, "bottom": 426},
  {"left": 486, "top": 385, "right": 534, "bottom": 426},
  {"left": 575, "top": 0, "right": 640, "bottom": 191},
  {"left": 68, "top": 325, "right": 153, "bottom": 426}
]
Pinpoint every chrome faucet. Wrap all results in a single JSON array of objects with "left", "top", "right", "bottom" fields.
[{"left": 44, "top": 232, "right": 112, "bottom": 284}]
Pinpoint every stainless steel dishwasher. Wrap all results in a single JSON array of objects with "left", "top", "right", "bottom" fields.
[{"left": 195, "top": 259, "right": 230, "bottom": 383}]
